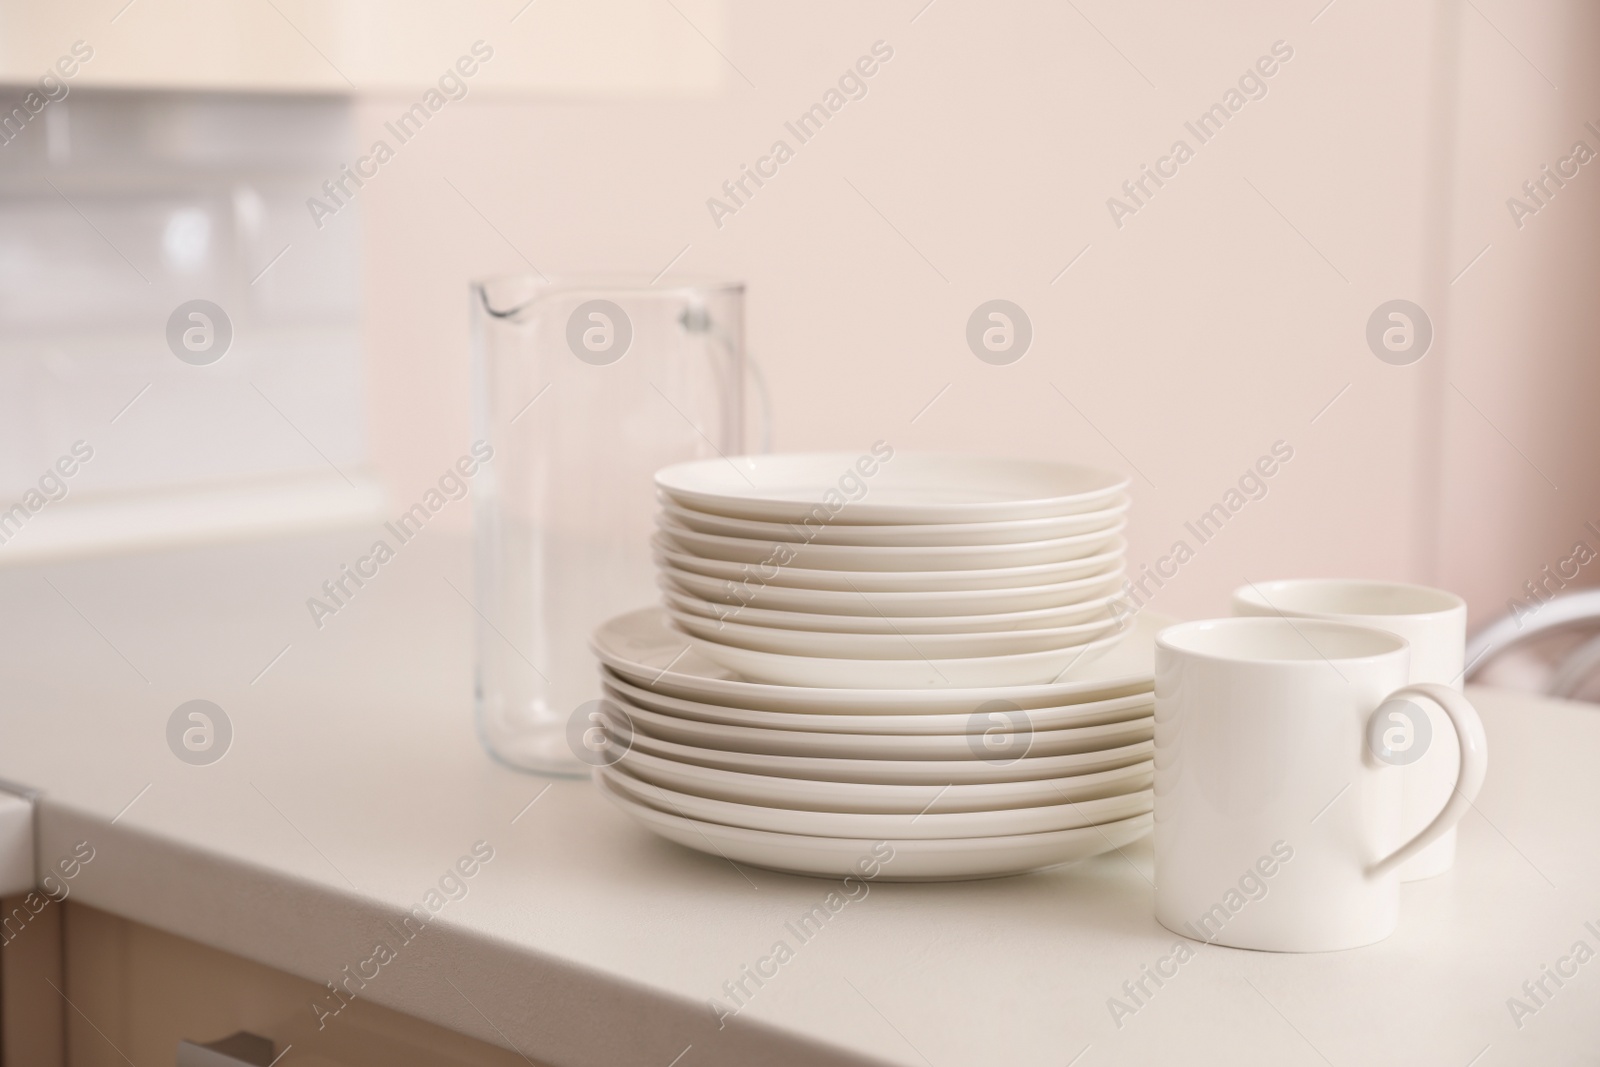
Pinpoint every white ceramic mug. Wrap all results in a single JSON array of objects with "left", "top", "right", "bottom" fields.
[
  {"left": 1232, "top": 579, "right": 1468, "bottom": 880},
  {"left": 1153, "top": 618, "right": 1487, "bottom": 952}
]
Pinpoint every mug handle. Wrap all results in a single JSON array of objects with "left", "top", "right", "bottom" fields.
[{"left": 1367, "top": 682, "right": 1489, "bottom": 879}]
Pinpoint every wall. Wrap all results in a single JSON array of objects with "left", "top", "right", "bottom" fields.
[
  {"left": 5, "top": 2, "right": 1594, "bottom": 623},
  {"left": 1435, "top": 0, "right": 1600, "bottom": 625},
  {"left": 337, "top": 2, "right": 1587, "bottom": 627}
]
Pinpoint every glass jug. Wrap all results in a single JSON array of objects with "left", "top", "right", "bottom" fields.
[{"left": 471, "top": 276, "right": 746, "bottom": 775}]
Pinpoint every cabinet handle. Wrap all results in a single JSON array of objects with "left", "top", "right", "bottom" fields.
[{"left": 176, "top": 1031, "right": 278, "bottom": 1066}]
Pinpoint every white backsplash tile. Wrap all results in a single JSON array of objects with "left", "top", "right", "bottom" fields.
[{"left": 0, "top": 89, "right": 378, "bottom": 555}]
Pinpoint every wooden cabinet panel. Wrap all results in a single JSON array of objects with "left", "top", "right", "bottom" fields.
[
  {"left": 60, "top": 904, "right": 545, "bottom": 1067},
  {"left": 1, "top": 892, "right": 67, "bottom": 1067}
]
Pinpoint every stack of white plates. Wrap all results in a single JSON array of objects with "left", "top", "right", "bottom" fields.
[
  {"left": 589, "top": 452, "right": 1161, "bottom": 881},
  {"left": 652, "top": 453, "right": 1132, "bottom": 688}
]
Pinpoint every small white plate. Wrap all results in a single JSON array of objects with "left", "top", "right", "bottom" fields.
[
  {"left": 657, "top": 515, "right": 1127, "bottom": 572},
  {"left": 655, "top": 453, "right": 1129, "bottom": 525},
  {"left": 594, "top": 772, "right": 1154, "bottom": 881},
  {"left": 655, "top": 536, "right": 1123, "bottom": 592},
  {"left": 661, "top": 585, "right": 1122, "bottom": 634},
  {"left": 601, "top": 671, "right": 1153, "bottom": 732},
  {"left": 591, "top": 607, "right": 1170, "bottom": 713},
  {"left": 674, "top": 621, "right": 1132, "bottom": 688},
  {"left": 665, "top": 604, "right": 1122, "bottom": 661},
  {"left": 600, "top": 762, "right": 1155, "bottom": 839},
  {"left": 660, "top": 494, "right": 1130, "bottom": 547},
  {"left": 612, "top": 746, "right": 1154, "bottom": 813},
  {"left": 604, "top": 712, "right": 1153, "bottom": 784},
  {"left": 603, "top": 690, "right": 1153, "bottom": 759},
  {"left": 661, "top": 566, "right": 1127, "bottom": 617}
]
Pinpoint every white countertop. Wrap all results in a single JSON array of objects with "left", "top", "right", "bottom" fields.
[{"left": 2, "top": 530, "right": 1598, "bottom": 1066}]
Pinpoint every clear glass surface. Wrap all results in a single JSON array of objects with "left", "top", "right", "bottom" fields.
[{"left": 470, "top": 276, "right": 745, "bottom": 775}]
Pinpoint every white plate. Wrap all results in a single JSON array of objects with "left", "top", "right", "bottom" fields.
[
  {"left": 665, "top": 604, "right": 1122, "bottom": 661},
  {"left": 660, "top": 494, "right": 1130, "bottom": 547},
  {"left": 603, "top": 712, "right": 1154, "bottom": 784},
  {"left": 661, "top": 566, "right": 1127, "bottom": 617},
  {"left": 662, "top": 585, "right": 1123, "bottom": 634},
  {"left": 601, "top": 671, "right": 1153, "bottom": 732},
  {"left": 657, "top": 515, "right": 1127, "bottom": 572},
  {"left": 591, "top": 607, "right": 1170, "bottom": 713},
  {"left": 613, "top": 746, "right": 1154, "bottom": 813},
  {"left": 594, "top": 772, "right": 1154, "bottom": 881},
  {"left": 655, "top": 453, "right": 1130, "bottom": 525},
  {"left": 655, "top": 536, "right": 1123, "bottom": 592},
  {"left": 603, "top": 690, "right": 1153, "bottom": 759},
  {"left": 674, "top": 621, "right": 1132, "bottom": 688},
  {"left": 600, "top": 763, "right": 1155, "bottom": 839}
]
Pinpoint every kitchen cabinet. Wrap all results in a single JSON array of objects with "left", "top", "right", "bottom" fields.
[
  {"left": 0, "top": 0, "right": 726, "bottom": 97},
  {"left": 7, "top": 902, "right": 544, "bottom": 1067}
]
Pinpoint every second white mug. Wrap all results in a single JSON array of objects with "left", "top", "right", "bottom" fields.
[{"left": 1231, "top": 579, "right": 1469, "bottom": 880}]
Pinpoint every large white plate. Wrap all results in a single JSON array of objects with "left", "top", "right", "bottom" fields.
[
  {"left": 594, "top": 772, "right": 1154, "bottom": 881},
  {"left": 657, "top": 515, "right": 1126, "bottom": 572},
  {"left": 665, "top": 604, "right": 1121, "bottom": 661},
  {"left": 655, "top": 537, "right": 1123, "bottom": 593},
  {"left": 600, "top": 762, "right": 1155, "bottom": 840},
  {"left": 660, "top": 494, "right": 1130, "bottom": 547},
  {"left": 613, "top": 746, "right": 1154, "bottom": 813},
  {"left": 661, "top": 585, "right": 1122, "bottom": 634},
  {"left": 673, "top": 621, "right": 1132, "bottom": 688},
  {"left": 654, "top": 453, "right": 1130, "bottom": 525},
  {"left": 601, "top": 671, "right": 1153, "bottom": 733},
  {"left": 591, "top": 607, "right": 1169, "bottom": 713},
  {"left": 603, "top": 690, "right": 1153, "bottom": 759},
  {"left": 603, "top": 712, "right": 1153, "bottom": 784}
]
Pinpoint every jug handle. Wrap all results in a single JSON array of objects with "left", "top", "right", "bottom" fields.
[{"left": 747, "top": 354, "right": 773, "bottom": 453}]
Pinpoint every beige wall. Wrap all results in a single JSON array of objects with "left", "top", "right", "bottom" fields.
[
  {"left": 351, "top": 0, "right": 1598, "bottom": 627},
  {"left": 1435, "top": 0, "right": 1600, "bottom": 624}
]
